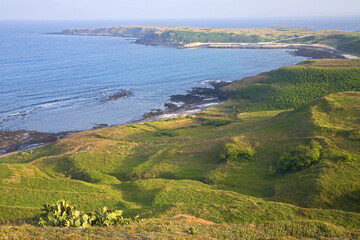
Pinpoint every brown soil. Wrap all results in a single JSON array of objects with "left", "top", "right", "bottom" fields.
[{"left": 171, "top": 214, "right": 214, "bottom": 225}]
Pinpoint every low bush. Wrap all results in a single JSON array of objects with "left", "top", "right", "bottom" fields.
[
  {"left": 202, "top": 119, "right": 233, "bottom": 127},
  {"left": 38, "top": 200, "right": 138, "bottom": 228},
  {"left": 276, "top": 141, "right": 323, "bottom": 173},
  {"left": 221, "top": 138, "right": 255, "bottom": 162},
  {"left": 324, "top": 149, "right": 354, "bottom": 163},
  {"left": 156, "top": 131, "right": 178, "bottom": 137}
]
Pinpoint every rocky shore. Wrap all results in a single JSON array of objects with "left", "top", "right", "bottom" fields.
[
  {"left": 136, "top": 81, "right": 230, "bottom": 123},
  {"left": 98, "top": 89, "right": 133, "bottom": 103},
  {"left": 0, "top": 130, "right": 75, "bottom": 156}
]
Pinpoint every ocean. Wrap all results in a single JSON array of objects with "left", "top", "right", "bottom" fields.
[{"left": 0, "top": 17, "right": 358, "bottom": 132}]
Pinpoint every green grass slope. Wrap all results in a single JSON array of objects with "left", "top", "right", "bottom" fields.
[
  {"left": 0, "top": 59, "right": 359, "bottom": 238},
  {"left": 228, "top": 59, "right": 360, "bottom": 111}
]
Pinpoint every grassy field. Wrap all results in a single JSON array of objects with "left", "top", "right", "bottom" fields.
[{"left": 0, "top": 59, "right": 359, "bottom": 239}]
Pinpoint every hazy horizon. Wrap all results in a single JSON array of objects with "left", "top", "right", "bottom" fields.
[
  {"left": 1, "top": 15, "right": 360, "bottom": 21},
  {"left": 1, "top": 0, "right": 360, "bottom": 20}
]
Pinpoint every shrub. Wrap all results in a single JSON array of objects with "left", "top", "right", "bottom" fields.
[
  {"left": 325, "top": 149, "right": 354, "bottom": 163},
  {"left": 38, "top": 200, "right": 138, "bottom": 228},
  {"left": 221, "top": 138, "right": 255, "bottom": 162},
  {"left": 336, "top": 152, "right": 353, "bottom": 162},
  {"left": 202, "top": 119, "right": 233, "bottom": 127},
  {"left": 276, "top": 141, "right": 323, "bottom": 173},
  {"left": 156, "top": 131, "right": 177, "bottom": 137}
]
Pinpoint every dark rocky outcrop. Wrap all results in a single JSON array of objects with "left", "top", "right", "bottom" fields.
[
  {"left": 0, "top": 130, "right": 74, "bottom": 155},
  {"left": 291, "top": 48, "right": 346, "bottom": 59},
  {"left": 99, "top": 89, "right": 133, "bottom": 103}
]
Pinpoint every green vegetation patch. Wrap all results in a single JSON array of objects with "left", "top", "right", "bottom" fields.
[
  {"left": 155, "top": 130, "right": 178, "bottom": 137},
  {"left": 275, "top": 141, "right": 322, "bottom": 173},
  {"left": 202, "top": 119, "right": 233, "bottom": 127},
  {"left": 221, "top": 137, "right": 255, "bottom": 162}
]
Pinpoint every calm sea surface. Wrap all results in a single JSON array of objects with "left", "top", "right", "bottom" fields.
[{"left": 0, "top": 17, "right": 358, "bottom": 132}]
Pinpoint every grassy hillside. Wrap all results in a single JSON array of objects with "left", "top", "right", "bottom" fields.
[
  {"left": 228, "top": 59, "right": 360, "bottom": 111},
  {"left": 0, "top": 59, "right": 359, "bottom": 239}
]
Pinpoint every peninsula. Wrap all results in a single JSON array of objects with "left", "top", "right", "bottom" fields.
[{"left": 58, "top": 25, "right": 360, "bottom": 58}]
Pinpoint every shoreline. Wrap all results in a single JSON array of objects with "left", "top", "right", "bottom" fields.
[
  {"left": 134, "top": 101, "right": 225, "bottom": 124},
  {"left": 0, "top": 81, "right": 229, "bottom": 156},
  {"left": 1, "top": 41, "right": 353, "bottom": 156},
  {"left": 0, "top": 130, "right": 75, "bottom": 157},
  {"left": 0, "top": 102, "right": 224, "bottom": 157}
]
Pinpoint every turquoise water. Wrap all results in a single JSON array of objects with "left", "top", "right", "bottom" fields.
[{"left": 0, "top": 21, "right": 312, "bottom": 132}]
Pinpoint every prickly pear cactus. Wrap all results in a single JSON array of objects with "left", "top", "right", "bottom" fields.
[
  {"left": 38, "top": 200, "right": 139, "bottom": 228},
  {"left": 38, "top": 200, "right": 87, "bottom": 227}
]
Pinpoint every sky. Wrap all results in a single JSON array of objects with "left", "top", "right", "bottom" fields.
[{"left": 0, "top": 0, "right": 359, "bottom": 20}]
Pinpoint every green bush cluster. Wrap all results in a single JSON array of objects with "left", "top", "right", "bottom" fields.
[
  {"left": 156, "top": 131, "right": 178, "bottom": 137},
  {"left": 221, "top": 138, "right": 255, "bottom": 162},
  {"left": 38, "top": 200, "right": 137, "bottom": 228},
  {"left": 276, "top": 141, "right": 323, "bottom": 173},
  {"left": 202, "top": 119, "right": 233, "bottom": 127}
]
